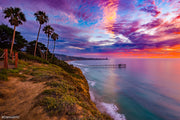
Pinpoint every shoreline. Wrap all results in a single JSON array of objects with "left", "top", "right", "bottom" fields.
[
  {"left": 69, "top": 61, "right": 126, "bottom": 120},
  {"left": 89, "top": 89, "right": 126, "bottom": 120}
]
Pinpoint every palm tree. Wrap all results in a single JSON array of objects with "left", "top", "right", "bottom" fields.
[
  {"left": 34, "top": 11, "right": 48, "bottom": 56},
  {"left": 51, "top": 32, "right": 58, "bottom": 59},
  {"left": 43, "top": 25, "right": 54, "bottom": 60},
  {"left": 3, "top": 7, "right": 26, "bottom": 55}
]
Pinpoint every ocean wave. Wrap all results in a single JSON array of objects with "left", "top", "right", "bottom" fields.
[
  {"left": 73, "top": 63, "right": 84, "bottom": 67},
  {"left": 88, "top": 80, "right": 96, "bottom": 87},
  {"left": 100, "top": 102, "right": 126, "bottom": 120},
  {"left": 72, "top": 61, "right": 126, "bottom": 120},
  {"left": 89, "top": 91, "right": 126, "bottom": 120},
  {"left": 70, "top": 62, "right": 88, "bottom": 74},
  {"left": 82, "top": 68, "right": 89, "bottom": 74},
  {"left": 90, "top": 91, "right": 96, "bottom": 102}
]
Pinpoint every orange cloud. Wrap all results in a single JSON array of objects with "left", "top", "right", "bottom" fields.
[
  {"left": 80, "top": 45, "right": 180, "bottom": 58},
  {"left": 174, "top": 32, "right": 180, "bottom": 34},
  {"left": 100, "top": 0, "right": 119, "bottom": 34}
]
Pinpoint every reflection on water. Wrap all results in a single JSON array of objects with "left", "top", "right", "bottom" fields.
[{"left": 70, "top": 58, "right": 180, "bottom": 120}]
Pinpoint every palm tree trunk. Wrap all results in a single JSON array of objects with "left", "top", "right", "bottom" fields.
[
  {"left": 10, "top": 25, "right": 16, "bottom": 56},
  {"left": 46, "top": 35, "right": 50, "bottom": 60},
  {"left": 34, "top": 24, "right": 41, "bottom": 56},
  {"left": 51, "top": 40, "right": 56, "bottom": 59},
  {"left": 38, "top": 48, "right": 43, "bottom": 58}
]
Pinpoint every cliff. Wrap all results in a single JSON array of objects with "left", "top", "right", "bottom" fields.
[{"left": 0, "top": 59, "right": 112, "bottom": 120}]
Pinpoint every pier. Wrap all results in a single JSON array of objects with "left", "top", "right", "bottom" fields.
[{"left": 76, "top": 64, "right": 126, "bottom": 68}]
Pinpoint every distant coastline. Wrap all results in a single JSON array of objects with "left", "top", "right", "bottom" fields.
[{"left": 55, "top": 54, "right": 108, "bottom": 61}]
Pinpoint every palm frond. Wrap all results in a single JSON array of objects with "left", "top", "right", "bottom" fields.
[
  {"left": 43, "top": 25, "right": 54, "bottom": 36},
  {"left": 14, "top": 7, "right": 20, "bottom": 13},
  {"left": 51, "top": 32, "right": 59, "bottom": 41},
  {"left": 3, "top": 7, "right": 26, "bottom": 26},
  {"left": 18, "top": 12, "right": 26, "bottom": 22},
  {"left": 34, "top": 11, "right": 48, "bottom": 25}
]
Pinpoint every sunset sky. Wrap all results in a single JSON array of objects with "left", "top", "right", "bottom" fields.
[{"left": 0, "top": 0, "right": 180, "bottom": 58}]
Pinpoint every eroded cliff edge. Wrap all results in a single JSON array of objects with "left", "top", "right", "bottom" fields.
[{"left": 0, "top": 60, "right": 112, "bottom": 120}]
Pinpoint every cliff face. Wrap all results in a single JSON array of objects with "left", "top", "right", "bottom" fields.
[{"left": 0, "top": 60, "right": 112, "bottom": 120}]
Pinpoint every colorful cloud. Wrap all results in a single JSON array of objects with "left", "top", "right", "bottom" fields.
[{"left": 0, "top": 0, "right": 179, "bottom": 58}]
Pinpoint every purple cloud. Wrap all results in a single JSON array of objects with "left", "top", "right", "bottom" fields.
[
  {"left": 155, "top": 39, "right": 180, "bottom": 48},
  {"left": 142, "top": 19, "right": 162, "bottom": 29},
  {"left": 105, "top": 20, "right": 140, "bottom": 37},
  {"left": 99, "top": 0, "right": 135, "bottom": 10},
  {"left": 140, "top": 5, "right": 160, "bottom": 17},
  {"left": 0, "top": 0, "right": 179, "bottom": 56},
  {"left": 74, "top": 38, "right": 180, "bottom": 54},
  {"left": 164, "top": 28, "right": 180, "bottom": 34},
  {"left": 137, "top": 0, "right": 161, "bottom": 17},
  {"left": 51, "top": 24, "right": 89, "bottom": 40},
  {"left": 118, "top": 0, "right": 136, "bottom": 10}
]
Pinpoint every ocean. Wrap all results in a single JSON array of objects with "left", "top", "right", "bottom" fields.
[{"left": 69, "top": 58, "right": 180, "bottom": 120}]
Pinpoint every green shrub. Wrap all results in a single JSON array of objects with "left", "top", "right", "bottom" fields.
[
  {"left": 30, "top": 76, "right": 50, "bottom": 82},
  {"left": 42, "top": 89, "right": 64, "bottom": 96},
  {"left": 40, "top": 95, "right": 78, "bottom": 116},
  {"left": 46, "top": 81, "right": 77, "bottom": 92},
  {"left": 71, "top": 73, "right": 84, "bottom": 79},
  {"left": 49, "top": 59, "right": 77, "bottom": 73},
  {"left": 8, "top": 68, "right": 19, "bottom": 73},
  {"left": 18, "top": 51, "right": 79, "bottom": 74},
  {"left": 58, "top": 95, "right": 78, "bottom": 115},
  {"left": 18, "top": 52, "right": 49, "bottom": 64},
  {"left": 40, "top": 96, "right": 59, "bottom": 115},
  {"left": 0, "top": 69, "right": 8, "bottom": 81},
  {"left": 46, "top": 81, "right": 61, "bottom": 87}
]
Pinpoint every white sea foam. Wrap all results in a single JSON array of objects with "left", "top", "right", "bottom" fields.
[
  {"left": 82, "top": 68, "right": 89, "bottom": 73},
  {"left": 74, "top": 63, "right": 84, "bottom": 67},
  {"left": 89, "top": 91, "right": 96, "bottom": 102},
  {"left": 69, "top": 61, "right": 83, "bottom": 67},
  {"left": 71, "top": 61, "right": 126, "bottom": 120},
  {"left": 88, "top": 80, "right": 96, "bottom": 87},
  {"left": 68, "top": 61, "right": 74, "bottom": 64},
  {"left": 100, "top": 102, "right": 126, "bottom": 120},
  {"left": 89, "top": 91, "right": 126, "bottom": 120}
]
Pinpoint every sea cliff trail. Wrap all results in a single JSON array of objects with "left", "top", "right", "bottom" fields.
[{"left": 0, "top": 60, "right": 112, "bottom": 120}]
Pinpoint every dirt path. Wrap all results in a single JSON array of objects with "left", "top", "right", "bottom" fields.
[{"left": 0, "top": 76, "right": 52, "bottom": 120}]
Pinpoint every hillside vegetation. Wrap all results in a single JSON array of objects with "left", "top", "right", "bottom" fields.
[{"left": 0, "top": 57, "right": 112, "bottom": 120}]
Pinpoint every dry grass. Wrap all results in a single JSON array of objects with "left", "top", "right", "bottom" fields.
[{"left": 0, "top": 60, "right": 112, "bottom": 120}]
